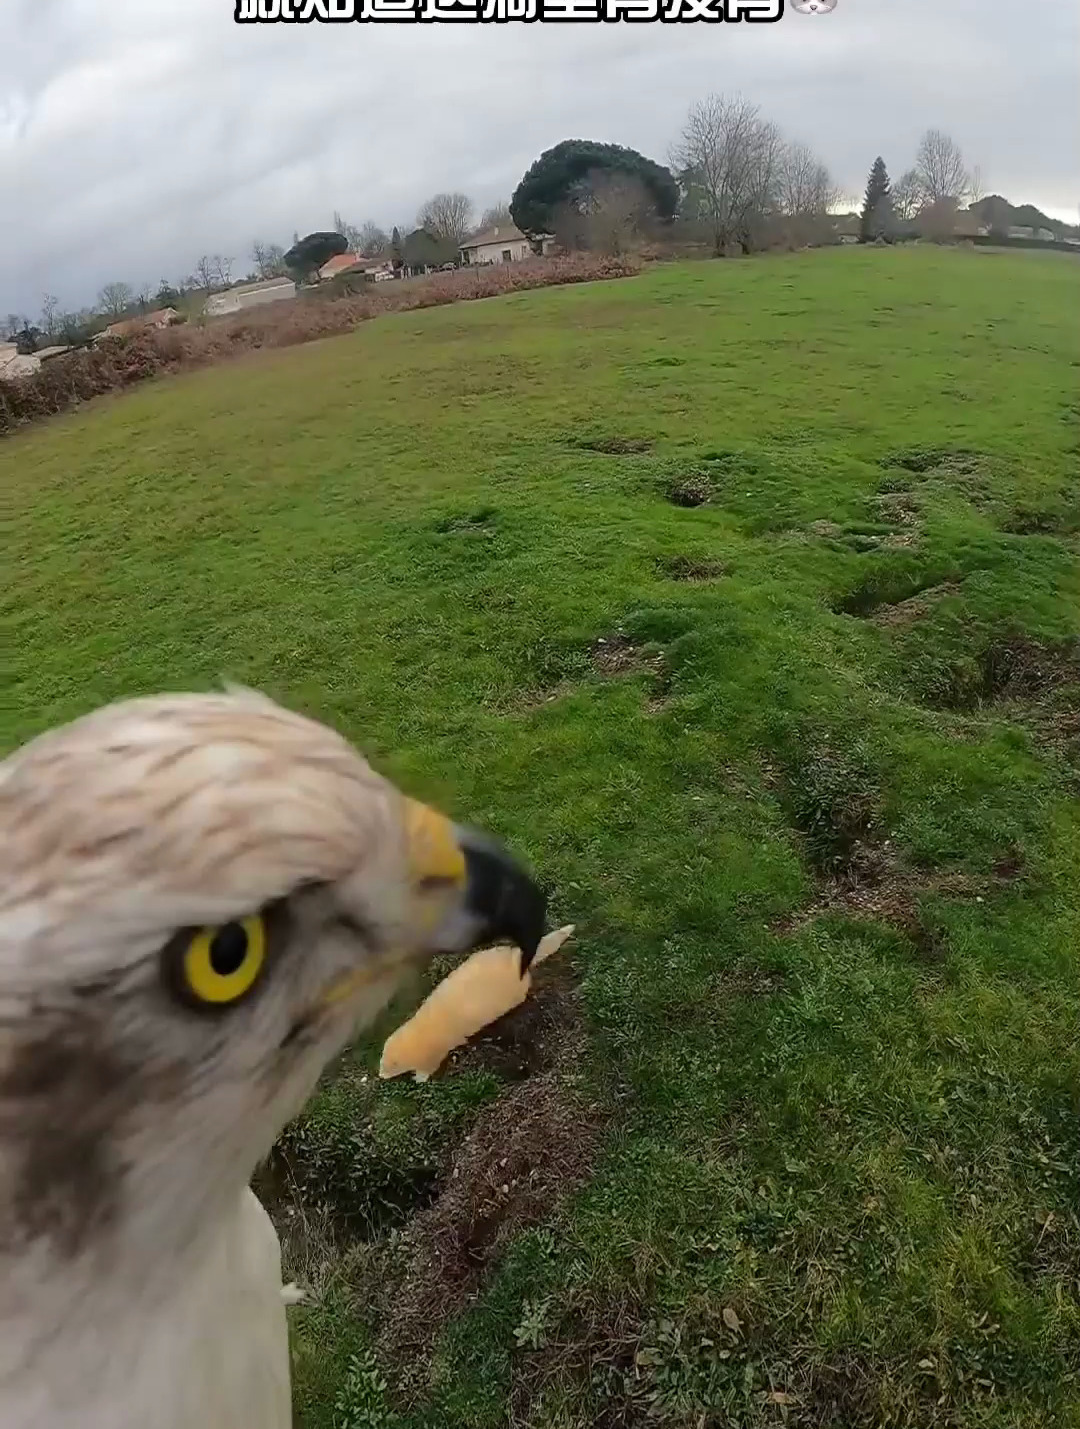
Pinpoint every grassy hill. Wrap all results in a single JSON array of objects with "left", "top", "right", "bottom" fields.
[{"left": 4, "top": 246, "right": 1080, "bottom": 1428}]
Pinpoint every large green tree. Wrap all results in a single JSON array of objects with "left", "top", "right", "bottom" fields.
[
  {"left": 283, "top": 231, "right": 348, "bottom": 280},
  {"left": 510, "top": 139, "right": 677, "bottom": 236}
]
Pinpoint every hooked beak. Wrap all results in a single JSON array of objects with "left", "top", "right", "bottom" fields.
[
  {"left": 404, "top": 800, "right": 548, "bottom": 973},
  {"left": 457, "top": 826, "right": 548, "bottom": 974}
]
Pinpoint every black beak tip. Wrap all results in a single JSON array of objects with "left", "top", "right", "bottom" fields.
[
  {"left": 514, "top": 881, "right": 548, "bottom": 976},
  {"left": 459, "top": 827, "right": 548, "bottom": 975}
]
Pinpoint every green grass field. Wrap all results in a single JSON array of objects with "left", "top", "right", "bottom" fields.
[{"left": 5, "top": 246, "right": 1080, "bottom": 1428}]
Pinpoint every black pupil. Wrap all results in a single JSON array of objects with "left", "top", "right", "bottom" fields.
[{"left": 209, "top": 923, "right": 249, "bottom": 977}]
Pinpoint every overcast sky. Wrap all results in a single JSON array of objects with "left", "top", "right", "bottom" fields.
[{"left": 2, "top": 0, "right": 1077, "bottom": 316}]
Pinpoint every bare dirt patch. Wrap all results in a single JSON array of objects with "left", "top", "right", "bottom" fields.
[
  {"left": 772, "top": 842, "right": 1024, "bottom": 954},
  {"left": 715, "top": 963, "right": 787, "bottom": 999},
  {"left": 377, "top": 1060, "right": 602, "bottom": 1373},
  {"left": 881, "top": 444, "right": 1001, "bottom": 512},
  {"left": 355, "top": 964, "right": 605, "bottom": 1386},
  {"left": 434, "top": 505, "right": 496, "bottom": 534},
  {"left": 857, "top": 487, "right": 926, "bottom": 549},
  {"left": 589, "top": 634, "right": 665, "bottom": 680},
  {"left": 870, "top": 581, "right": 962, "bottom": 628},
  {"left": 506, "top": 635, "right": 668, "bottom": 714},
  {"left": 1021, "top": 1208, "right": 1080, "bottom": 1296},
  {"left": 921, "top": 633, "right": 1080, "bottom": 712},
  {"left": 833, "top": 574, "right": 959, "bottom": 620},
  {"left": 878, "top": 446, "right": 996, "bottom": 514},
  {"left": 776, "top": 743, "right": 1026, "bottom": 948},
  {"left": 575, "top": 435, "right": 654, "bottom": 456},
  {"left": 507, "top": 1289, "right": 646, "bottom": 1427},
  {"left": 445, "top": 974, "right": 581, "bottom": 1084}
]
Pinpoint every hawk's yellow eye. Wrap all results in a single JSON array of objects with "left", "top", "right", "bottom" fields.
[{"left": 182, "top": 916, "right": 266, "bottom": 1005}]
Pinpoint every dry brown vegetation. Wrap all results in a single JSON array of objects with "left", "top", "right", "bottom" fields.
[{"left": 0, "top": 256, "right": 641, "bottom": 438}]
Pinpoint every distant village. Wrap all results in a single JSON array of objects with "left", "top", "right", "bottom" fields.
[{"left": 4, "top": 122, "right": 1076, "bottom": 383}]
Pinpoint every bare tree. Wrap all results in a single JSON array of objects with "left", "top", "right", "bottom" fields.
[
  {"left": 968, "top": 164, "right": 985, "bottom": 207},
  {"left": 915, "top": 129, "right": 970, "bottom": 204},
  {"left": 776, "top": 141, "right": 836, "bottom": 215},
  {"left": 550, "top": 169, "right": 651, "bottom": 252},
  {"left": 98, "top": 282, "right": 133, "bottom": 316},
  {"left": 358, "top": 221, "right": 389, "bottom": 255},
  {"left": 672, "top": 94, "right": 783, "bottom": 254},
  {"left": 416, "top": 191, "right": 474, "bottom": 244},
  {"left": 575, "top": 174, "right": 653, "bottom": 255},
  {"left": 251, "top": 241, "right": 286, "bottom": 279},
  {"left": 775, "top": 141, "right": 837, "bottom": 244},
  {"left": 332, "top": 211, "right": 363, "bottom": 251},
  {"left": 479, "top": 202, "right": 513, "bottom": 230},
  {"left": 192, "top": 256, "right": 216, "bottom": 291},
  {"left": 40, "top": 293, "right": 60, "bottom": 338},
  {"left": 892, "top": 168, "right": 925, "bottom": 223},
  {"left": 211, "top": 255, "right": 233, "bottom": 287}
]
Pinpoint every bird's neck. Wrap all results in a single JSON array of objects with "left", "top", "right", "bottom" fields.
[{"left": 0, "top": 1183, "right": 291, "bottom": 1429}]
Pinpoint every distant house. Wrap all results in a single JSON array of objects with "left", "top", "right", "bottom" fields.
[
  {"left": 317, "top": 253, "right": 370, "bottom": 281},
  {"left": 1008, "top": 225, "right": 1056, "bottom": 242},
  {"left": 0, "top": 342, "right": 39, "bottom": 379},
  {"left": 0, "top": 342, "right": 72, "bottom": 378},
  {"left": 204, "top": 276, "right": 296, "bottom": 317},
  {"left": 459, "top": 223, "right": 555, "bottom": 265},
  {"left": 830, "top": 214, "right": 861, "bottom": 244},
  {"left": 96, "top": 307, "right": 181, "bottom": 341},
  {"left": 316, "top": 253, "right": 395, "bottom": 284}
]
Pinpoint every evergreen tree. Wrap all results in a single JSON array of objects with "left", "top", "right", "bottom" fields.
[{"left": 860, "top": 156, "right": 895, "bottom": 242}]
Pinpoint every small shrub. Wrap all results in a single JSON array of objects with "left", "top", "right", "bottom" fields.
[{"left": 334, "top": 1350, "right": 399, "bottom": 1429}]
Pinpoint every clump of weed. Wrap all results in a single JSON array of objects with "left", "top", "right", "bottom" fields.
[
  {"left": 786, "top": 745, "right": 884, "bottom": 882},
  {"left": 433, "top": 505, "right": 496, "bottom": 534},
  {"left": 334, "top": 1350, "right": 401, "bottom": 1429},
  {"left": 1000, "top": 494, "right": 1080, "bottom": 537},
  {"left": 881, "top": 445, "right": 985, "bottom": 475},
  {"left": 663, "top": 471, "right": 713, "bottom": 508},
  {"left": 657, "top": 554, "right": 727, "bottom": 582},
  {"left": 575, "top": 434, "right": 654, "bottom": 455}
]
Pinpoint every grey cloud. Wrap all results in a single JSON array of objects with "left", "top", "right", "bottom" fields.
[{"left": 2, "top": 0, "right": 1077, "bottom": 315}]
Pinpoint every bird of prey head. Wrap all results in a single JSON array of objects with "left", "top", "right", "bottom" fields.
[{"left": 0, "top": 689, "right": 545, "bottom": 1360}]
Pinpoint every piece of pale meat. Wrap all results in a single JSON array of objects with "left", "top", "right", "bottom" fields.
[{"left": 379, "top": 926, "right": 575, "bottom": 1081}]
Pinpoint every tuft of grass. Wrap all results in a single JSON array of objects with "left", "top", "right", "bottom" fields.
[{"left": 5, "top": 246, "right": 1080, "bottom": 1428}]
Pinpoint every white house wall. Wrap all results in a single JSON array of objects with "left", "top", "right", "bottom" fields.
[{"left": 468, "top": 239, "right": 533, "bottom": 264}]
